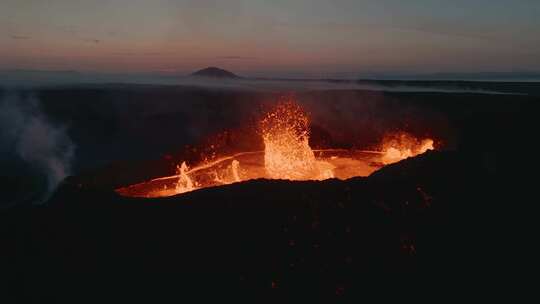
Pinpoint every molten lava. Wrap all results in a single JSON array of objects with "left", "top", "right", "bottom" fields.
[
  {"left": 116, "top": 99, "right": 435, "bottom": 198},
  {"left": 261, "top": 101, "right": 334, "bottom": 180},
  {"left": 380, "top": 133, "right": 435, "bottom": 165}
]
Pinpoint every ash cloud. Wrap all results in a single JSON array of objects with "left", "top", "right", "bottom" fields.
[{"left": 0, "top": 93, "right": 75, "bottom": 205}]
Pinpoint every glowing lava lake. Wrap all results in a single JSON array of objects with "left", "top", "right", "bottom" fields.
[{"left": 117, "top": 100, "right": 434, "bottom": 198}]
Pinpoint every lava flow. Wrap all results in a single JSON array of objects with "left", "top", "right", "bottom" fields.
[{"left": 117, "top": 99, "right": 435, "bottom": 198}]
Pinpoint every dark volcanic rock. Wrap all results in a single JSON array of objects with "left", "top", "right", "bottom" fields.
[
  {"left": 190, "top": 67, "right": 240, "bottom": 79},
  {"left": 1, "top": 150, "right": 498, "bottom": 300}
]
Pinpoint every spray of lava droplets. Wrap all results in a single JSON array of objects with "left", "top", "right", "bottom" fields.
[
  {"left": 116, "top": 98, "right": 435, "bottom": 198},
  {"left": 261, "top": 101, "right": 334, "bottom": 180}
]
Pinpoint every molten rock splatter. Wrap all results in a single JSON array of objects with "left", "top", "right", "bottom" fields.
[
  {"left": 261, "top": 100, "right": 334, "bottom": 180},
  {"left": 116, "top": 99, "right": 435, "bottom": 198},
  {"left": 381, "top": 132, "right": 434, "bottom": 165}
]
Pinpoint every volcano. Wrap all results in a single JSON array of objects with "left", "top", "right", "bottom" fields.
[
  {"left": 190, "top": 67, "right": 240, "bottom": 79},
  {"left": 2, "top": 84, "right": 531, "bottom": 300}
]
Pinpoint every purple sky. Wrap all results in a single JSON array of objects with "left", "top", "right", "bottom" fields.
[{"left": 1, "top": 0, "right": 539, "bottom": 77}]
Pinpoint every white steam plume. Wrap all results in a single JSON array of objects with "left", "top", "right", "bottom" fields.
[{"left": 0, "top": 93, "right": 75, "bottom": 204}]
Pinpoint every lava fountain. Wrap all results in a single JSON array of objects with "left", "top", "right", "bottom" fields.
[
  {"left": 380, "top": 132, "right": 435, "bottom": 165},
  {"left": 117, "top": 99, "right": 434, "bottom": 198},
  {"left": 261, "top": 101, "right": 334, "bottom": 180}
]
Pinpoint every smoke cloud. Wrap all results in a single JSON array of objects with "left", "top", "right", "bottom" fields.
[{"left": 0, "top": 93, "right": 75, "bottom": 205}]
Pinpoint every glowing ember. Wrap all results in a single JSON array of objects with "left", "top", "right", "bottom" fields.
[{"left": 116, "top": 99, "right": 435, "bottom": 198}]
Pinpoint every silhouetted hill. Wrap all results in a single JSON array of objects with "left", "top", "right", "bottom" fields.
[{"left": 190, "top": 67, "right": 240, "bottom": 79}]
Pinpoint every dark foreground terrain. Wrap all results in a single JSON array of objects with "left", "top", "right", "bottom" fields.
[
  {"left": 1, "top": 83, "right": 537, "bottom": 300},
  {"left": 0, "top": 148, "right": 521, "bottom": 301}
]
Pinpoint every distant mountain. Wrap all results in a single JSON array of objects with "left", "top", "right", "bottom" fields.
[{"left": 190, "top": 67, "right": 240, "bottom": 79}]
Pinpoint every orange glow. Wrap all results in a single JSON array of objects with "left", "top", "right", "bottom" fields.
[
  {"left": 116, "top": 99, "right": 435, "bottom": 198},
  {"left": 380, "top": 132, "right": 434, "bottom": 165},
  {"left": 261, "top": 100, "right": 334, "bottom": 180}
]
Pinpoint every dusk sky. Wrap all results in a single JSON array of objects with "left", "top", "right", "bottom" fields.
[{"left": 1, "top": 0, "right": 539, "bottom": 77}]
